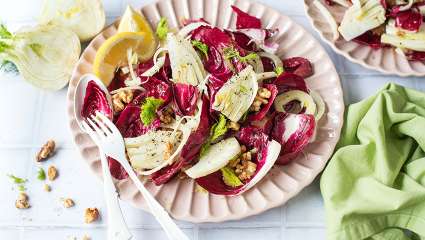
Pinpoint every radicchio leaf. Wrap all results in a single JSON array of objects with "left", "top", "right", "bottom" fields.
[
  {"left": 271, "top": 112, "right": 315, "bottom": 165},
  {"left": 393, "top": 10, "right": 423, "bottom": 32},
  {"left": 282, "top": 57, "right": 314, "bottom": 78},
  {"left": 272, "top": 72, "right": 308, "bottom": 94},
  {"left": 231, "top": 5, "right": 262, "bottom": 29},
  {"left": 81, "top": 80, "right": 113, "bottom": 120},
  {"left": 191, "top": 26, "right": 236, "bottom": 82},
  {"left": 353, "top": 30, "right": 385, "bottom": 49},
  {"left": 151, "top": 96, "right": 211, "bottom": 185},
  {"left": 405, "top": 50, "right": 425, "bottom": 61},
  {"left": 172, "top": 83, "right": 200, "bottom": 116}
]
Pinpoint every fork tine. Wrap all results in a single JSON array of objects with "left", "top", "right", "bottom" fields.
[
  {"left": 90, "top": 114, "right": 112, "bottom": 136},
  {"left": 86, "top": 117, "right": 106, "bottom": 139},
  {"left": 81, "top": 121, "right": 99, "bottom": 141},
  {"left": 95, "top": 111, "right": 119, "bottom": 134}
]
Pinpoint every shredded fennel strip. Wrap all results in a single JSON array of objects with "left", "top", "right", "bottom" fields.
[
  {"left": 110, "top": 86, "right": 145, "bottom": 95},
  {"left": 257, "top": 52, "right": 283, "bottom": 68},
  {"left": 124, "top": 48, "right": 141, "bottom": 87},
  {"left": 141, "top": 56, "right": 166, "bottom": 77},
  {"left": 313, "top": 0, "right": 340, "bottom": 41},
  {"left": 332, "top": 0, "right": 352, "bottom": 7},
  {"left": 178, "top": 22, "right": 211, "bottom": 37},
  {"left": 256, "top": 72, "right": 277, "bottom": 81},
  {"left": 153, "top": 47, "right": 168, "bottom": 63},
  {"left": 398, "top": 0, "right": 414, "bottom": 12}
]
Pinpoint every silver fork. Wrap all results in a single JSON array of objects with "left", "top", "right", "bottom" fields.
[{"left": 82, "top": 111, "right": 190, "bottom": 240}]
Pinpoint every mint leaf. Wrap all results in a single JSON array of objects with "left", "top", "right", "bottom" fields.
[
  {"left": 37, "top": 168, "right": 46, "bottom": 181},
  {"left": 156, "top": 18, "right": 168, "bottom": 40},
  {"left": 275, "top": 66, "right": 284, "bottom": 76},
  {"left": 140, "top": 97, "right": 164, "bottom": 126},
  {"left": 223, "top": 46, "right": 258, "bottom": 63},
  {"left": 191, "top": 40, "right": 209, "bottom": 58}
]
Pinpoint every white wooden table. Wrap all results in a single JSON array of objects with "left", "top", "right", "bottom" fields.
[{"left": 0, "top": 1, "right": 423, "bottom": 239}]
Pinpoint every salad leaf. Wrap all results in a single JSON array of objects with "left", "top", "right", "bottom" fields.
[
  {"left": 221, "top": 167, "right": 243, "bottom": 187},
  {"left": 140, "top": 97, "right": 164, "bottom": 126},
  {"left": 8, "top": 174, "right": 27, "bottom": 184},
  {"left": 231, "top": 5, "right": 262, "bottom": 29},
  {"left": 191, "top": 40, "right": 209, "bottom": 58},
  {"left": 156, "top": 17, "right": 168, "bottom": 40},
  {"left": 200, "top": 114, "right": 228, "bottom": 157},
  {"left": 37, "top": 168, "right": 46, "bottom": 181},
  {"left": 211, "top": 114, "right": 228, "bottom": 141},
  {"left": 81, "top": 80, "right": 113, "bottom": 120}
]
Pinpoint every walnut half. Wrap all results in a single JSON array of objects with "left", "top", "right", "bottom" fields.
[
  {"left": 112, "top": 90, "right": 134, "bottom": 112},
  {"left": 15, "top": 192, "right": 30, "bottom": 209},
  {"left": 84, "top": 208, "right": 100, "bottom": 224},
  {"left": 36, "top": 140, "right": 55, "bottom": 162}
]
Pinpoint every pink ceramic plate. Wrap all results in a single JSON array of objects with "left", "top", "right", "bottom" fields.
[
  {"left": 304, "top": 0, "right": 425, "bottom": 77},
  {"left": 67, "top": 0, "right": 344, "bottom": 222}
]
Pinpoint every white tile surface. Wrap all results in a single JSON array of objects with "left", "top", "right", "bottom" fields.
[{"left": 0, "top": 0, "right": 424, "bottom": 239}]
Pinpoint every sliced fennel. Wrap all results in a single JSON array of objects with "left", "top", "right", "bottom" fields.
[
  {"left": 332, "top": 0, "right": 352, "bottom": 7},
  {"left": 213, "top": 65, "right": 259, "bottom": 122},
  {"left": 338, "top": 0, "right": 386, "bottom": 41},
  {"left": 185, "top": 137, "right": 241, "bottom": 179},
  {"left": 257, "top": 52, "right": 283, "bottom": 69},
  {"left": 125, "top": 130, "right": 182, "bottom": 171},
  {"left": 274, "top": 90, "right": 317, "bottom": 115},
  {"left": 39, "top": 0, "right": 105, "bottom": 41},
  {"left": 381, "top": 20, "right": 425, "bottom": 52},
  {"left": 313, "top": 0, "right": 339, "bottom": 41},
  {"left": 167, "top": 33, "right": 206, "bottom": 86},
  {"left": 310, "top": 90, "right": 325, "bottom": 121},
  {"left": 0, "top": 24, "right": 81, "bottom": 90}
]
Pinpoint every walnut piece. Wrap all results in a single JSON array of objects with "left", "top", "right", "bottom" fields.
[
  {"left": 227, "top": 121, "right": 240, "bottom": 131},
  {"left": 36, "top": 140, "right": 55, "bottom": 162},
  {"left": 159, "top": 107, "right": 174, "bottom": 124},
  {"left": 82, "top": 235, "right": 91, "bottom": 240},
  {"left": 112, "top": 90, "right": 134, "bottom": 112},
  {"left": 48, "top": 165, "right": 58, "bottom": 181},
  {"left": 15, "top": 192, "right": 30, "bottom": 209},
  {"left": 43, "top": 184, "right": 51, "bottom": 192},
  {"left": 84, "top": 208, "right": 100, "bottom": 223},
  {"left": 250, "top": 87, "right": 272, "bottom": 112},
  {"left": 62, "top": 198, "right": 75, "bottom": 208},
  {"left": 228, "top": 147, "right": 258, "bottom": 181}
]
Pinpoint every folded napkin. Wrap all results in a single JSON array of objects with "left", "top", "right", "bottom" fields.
[{"left": 320, "top": 83, "right": 425, "bottom": 240}]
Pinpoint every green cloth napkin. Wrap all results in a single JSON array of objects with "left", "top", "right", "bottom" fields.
[{"left": 320, "top": 83, "right": 425, "bottom": 240}]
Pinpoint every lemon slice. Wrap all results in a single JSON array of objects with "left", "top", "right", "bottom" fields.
[{"left": 93, "top": 32, "right": 150, "bottom": 86}]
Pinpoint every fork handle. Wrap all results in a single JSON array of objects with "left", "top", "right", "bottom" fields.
[
  {"left": 99, "top": 152, "right": 133, "bottom": 240},
  {"left": 122, "top": 164, "right": 190, "bottom": 240}
]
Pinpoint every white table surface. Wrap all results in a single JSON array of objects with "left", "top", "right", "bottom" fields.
[{"left": 0, "top": 0, "right": 424, "bottom": 239}]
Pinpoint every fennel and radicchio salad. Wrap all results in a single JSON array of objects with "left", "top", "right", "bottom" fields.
[
  {"left": 317, "top": 0, "right": 425, "bottom": 61},
  {"left": 82, "top": 6, "right": 325, "bottom": 196}
]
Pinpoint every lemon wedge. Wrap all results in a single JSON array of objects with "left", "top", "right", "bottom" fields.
[
  {"left": 93, "top": 32, "right": 150, "bottom": 86},
  {"left": 93, "top": 6, "right": 158, "bottom": 86}
]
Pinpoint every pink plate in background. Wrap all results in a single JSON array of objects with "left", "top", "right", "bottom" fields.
[
  {"left": 304, "top": 0, "right": 425, "bottom": 77},
  {"left": 67, "top": 0, "right": 344, "bottom": 223}
]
